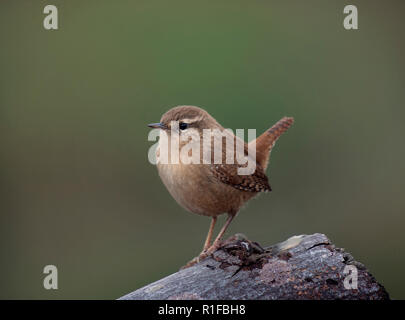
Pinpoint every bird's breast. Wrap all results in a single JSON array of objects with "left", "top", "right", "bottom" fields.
[{"left": 156, "top": 161, "right": 248, "bottom": 217}]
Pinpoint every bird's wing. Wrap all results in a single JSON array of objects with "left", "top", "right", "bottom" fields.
[
  {"left": 204, "top": 127, "right": 271, "bottom": 192},
  {"left": 210, "top": 163, "right": 271, "bottom": 192}
]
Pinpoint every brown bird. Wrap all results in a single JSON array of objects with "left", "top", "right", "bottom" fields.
[{"left": 148, "top": 106, "right": 293, "bottom": 268}]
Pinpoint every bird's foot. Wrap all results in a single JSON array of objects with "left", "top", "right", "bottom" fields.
[
  {"left": 204, "top": 239, "right": 223, "bottom": 255},
  {"left": 180, "top": 240, "right": 224, "bottom": 270},
  {"left": 180, "top": 256, "right": 201, "bottom": 270}
]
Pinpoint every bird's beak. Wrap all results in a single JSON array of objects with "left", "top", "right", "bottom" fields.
[{"left": 148, "top": 122, "right": 166, "bottom": 129}]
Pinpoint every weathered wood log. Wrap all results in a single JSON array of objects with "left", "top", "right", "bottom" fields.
[{"left": 119, "top": 233, "right": 389, "bottom": 300}]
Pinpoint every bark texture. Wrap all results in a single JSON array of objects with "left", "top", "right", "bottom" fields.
[{"left": 119, "top": 233, "right": 389, "bottom": 300}]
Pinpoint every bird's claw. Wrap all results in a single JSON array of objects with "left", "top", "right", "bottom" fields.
[{"left": 180, "top": 240, "right": 224, "bottom": 270}]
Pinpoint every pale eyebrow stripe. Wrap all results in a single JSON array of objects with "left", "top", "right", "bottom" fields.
[{"left": 180, "top": 116, "right": 203, "bottom": 124}]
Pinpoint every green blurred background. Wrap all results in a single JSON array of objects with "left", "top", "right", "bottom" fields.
[{"left": 1, "top": 0, "right": 404, "bottom": 299}]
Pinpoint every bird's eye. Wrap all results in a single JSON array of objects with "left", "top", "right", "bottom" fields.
[{"left": 179, "top": 122, "right": 188, "bottom": 130}]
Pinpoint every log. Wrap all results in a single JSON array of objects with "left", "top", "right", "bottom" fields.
[{"left": 119, "top": 233, "right": 389, "bottom": 300}]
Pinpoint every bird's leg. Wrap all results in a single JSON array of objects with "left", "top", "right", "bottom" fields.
[
  {"left": 181, "top": 215, "right": 234, "bottom": 270},
  {"left": 202, "top": 217, "right": 217, "bottom": 253},
  {"left": 181, "top": 217, "right": 217, "bottom": 269},
  {"left": 205, "top": 214, "right": 234, "bottom": 255}
]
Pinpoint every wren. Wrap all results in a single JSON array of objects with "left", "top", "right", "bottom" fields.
[{"left": 148, "top": 106, "right": 294, "bottom": 268}]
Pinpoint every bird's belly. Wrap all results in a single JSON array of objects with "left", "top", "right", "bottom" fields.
[{"left": 157, "top": 163, "right": 246, "bottom": 217}]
